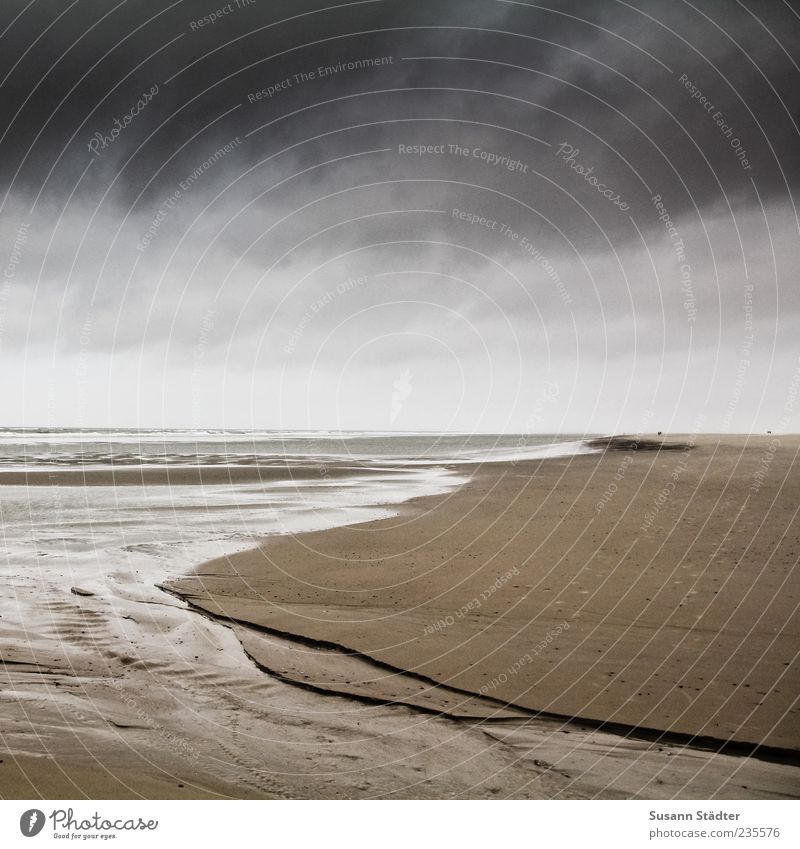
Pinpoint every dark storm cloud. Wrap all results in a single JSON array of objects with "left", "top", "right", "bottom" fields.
[
  {"left": 3, "top": 0, "right": 797, "bottom": 219},
  {"left": 1, "top": 0, "right": 798, "bottom": 430},
  {"left": 0, "top": 0, "right": 516, "bottom": 191}
]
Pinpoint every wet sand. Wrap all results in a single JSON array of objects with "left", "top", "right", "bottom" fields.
[
  {"left": 2, "top": 435, "right": 799, "bottom": 798},
  {"left": 0, "top": 463, "right": 385, "bottom": 486},
  {"left": 167, "top": 435, "right": 800, "bottom": 754}
]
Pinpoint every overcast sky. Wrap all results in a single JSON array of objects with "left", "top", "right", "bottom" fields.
[{"left": 1, "top": 0, "right": 798, "bottom": 432}]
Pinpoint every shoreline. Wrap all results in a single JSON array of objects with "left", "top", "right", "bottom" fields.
[
  {"left": 161, "top": 586, "right": 800, "bottom": 769},
  {"left": 3, "top": 434, "right": 799, "bottom": 798},
  {"left": 165, "top": 435, "right": 800, "bottom": 756},
  {"left": 0, "top": 435, "right": 592, "bottom": 486}
]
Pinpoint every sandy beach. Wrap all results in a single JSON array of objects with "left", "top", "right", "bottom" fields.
[
  {"left": 2, "top": 434, "right": 799, "bottom": 798},
  {"left": 167, "top": 435, "right": 800, "bottom": 753}
]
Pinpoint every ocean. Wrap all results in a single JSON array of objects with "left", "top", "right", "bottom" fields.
[
  {"left": 0, "top": 429, "right": 592, "bottom": 715},
  {"left": 0, "top": 428, "right": 591, "bottom": 468}
]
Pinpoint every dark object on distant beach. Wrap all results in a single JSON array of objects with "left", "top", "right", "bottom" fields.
[
  {"left": 658, "top": 431, "right": 662, "bottom": 436},
  {"left": 70, "top": 587, "right": 94, "bottom": 597},
  {"left": 586, "top": 435, "right": 691, "bottom": 452}
]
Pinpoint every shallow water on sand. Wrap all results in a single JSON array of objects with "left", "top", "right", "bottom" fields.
[
  {"left": 0, "top": 468, "right": 467, "bottom": 665},
  {"left": 0, "top": 455, "right": 477, "bottom": 796},
  {"left": 0, "top": 430, "right": 588, "bottom": 649},
  {"left": 1, "top": 433, "right": 795, "bottom": 799},
  {"left": 0, "top": 430, "right": 596, "bottom": 798}
]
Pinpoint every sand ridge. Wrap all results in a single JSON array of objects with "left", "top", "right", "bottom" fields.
[
  {"left": 3, "top": 435, "right": 799, "bottom": 798},
  {"left": 167, "top": 435, "right": 800, "bottom": 753}
]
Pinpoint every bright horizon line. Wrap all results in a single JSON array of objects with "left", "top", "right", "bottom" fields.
[{"left": 0, "top": 426, "right": 789, "bottom": 436}]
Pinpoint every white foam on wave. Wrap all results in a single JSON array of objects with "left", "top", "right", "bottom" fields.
[
  {"left": 0, "top": 428, "right": 459, "bottom": 445},
  {"left": 452, "top": 439, "right": 598, "bottom": 463}
]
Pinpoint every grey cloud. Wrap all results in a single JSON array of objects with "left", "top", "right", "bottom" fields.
[{"left": 1, "top": 0, "right": 798, "bottom": 430}]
